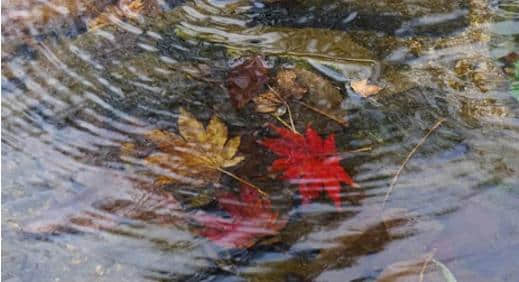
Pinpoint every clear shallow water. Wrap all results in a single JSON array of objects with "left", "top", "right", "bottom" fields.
[{"left": 2, "top": 0, "right": 519, "bottom": 281}]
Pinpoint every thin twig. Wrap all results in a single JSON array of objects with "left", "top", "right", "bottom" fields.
[
  {"left": 382, "top": 118, "right": 446, "bottom": 208},
  {"left": 272, "top": 114, "right": 294, "bottom": 132},
  {"left": 197, "top": 37, "right": 379, "bottom": 66},
  {"left": 419, "top": 251, "right": 437, "bottom": 282},
  {"left": 268, "top": 86, "right": 298, "bottom": 134},
  {"left": 216, "top": 167, "right": 268, "bottom": 197},
  {"left": 297, "top": 101, "right": 349, "bottom": 127},
  {"left": 286, "top": 101, "right": 297, "bottom": 133},
  {"left": 346, "top": 146, "right": 372, "bottom": 153}
]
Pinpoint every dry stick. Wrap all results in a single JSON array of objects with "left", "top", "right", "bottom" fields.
[
  {"left": 272, "top": 114, "right": 293, "bottom": 132},
  {"left": 346, "top": 146, "right": 372, "bottom": 153},
  {"left": 216, "top": 167, "right": 268, "bottom": 197},
  {"left": 203, "top": 39, "right": 378, "bottom": 66},
  {"left": 419, "top": 251, "right": 437, "bottom": 282},
  {"left": 297, "top": 101, "right": 349, "bottom": 127},
  {"left": 268, "top": 86, "right": 298, "bottom": 134},
  {"left": 382, "top": 118, "right": 446, "bottom": 208},
  {"left": 285, "top": 101, "right": 297, "bottom": 133}
]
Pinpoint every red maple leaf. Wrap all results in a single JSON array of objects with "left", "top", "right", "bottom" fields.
[
  {"left": 194, "top": 184, "right": 286, "bottom": 249},
  {"left": 226, "top": 56, "right": 269, "bottom": 108},
  {"left": 260, "top": 125, "right": 355, "bottom": 207}
]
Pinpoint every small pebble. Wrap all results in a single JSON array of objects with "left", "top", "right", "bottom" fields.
[{"left": 95, "top": 265, "right": 104, "bottom": 276}]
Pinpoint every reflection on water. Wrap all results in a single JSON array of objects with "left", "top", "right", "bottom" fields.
[{"left": 2, "top": 0, "right": 519, "bottom": 281}]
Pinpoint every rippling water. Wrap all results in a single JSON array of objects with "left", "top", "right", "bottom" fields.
[{"left": 2, "top": 0, "right": 519, "bottom": 281}]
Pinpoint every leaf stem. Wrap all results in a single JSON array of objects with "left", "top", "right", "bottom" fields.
[
  {"left": 194, "top": 157, "right": 268, "bottom": 197},
  {"left": 216, "top": 167, "right": 268, "bottom": 197},
  {"left": 297, "top": 101, "right": 349, "bottom": 127}
]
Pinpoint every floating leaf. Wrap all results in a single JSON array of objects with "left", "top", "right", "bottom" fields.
[
  {"left": 351, "top": 79, "right": 383, "bottom": 97},
  {"left": 261, "top": 125, "right": 355, "bottom": 207},
  {"left": 143, "top": 108, "right": 244, "bottom": 186},
  {"left": 194, "top": 184, "right": 286, "bottom": 248},
  {"left": 226, "top": 56, "right": 269, "bottom": 108}
]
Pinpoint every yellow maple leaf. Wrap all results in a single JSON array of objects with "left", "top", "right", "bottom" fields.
[{"left": 143, "top": 108, "right": 244, "bottom": 186}]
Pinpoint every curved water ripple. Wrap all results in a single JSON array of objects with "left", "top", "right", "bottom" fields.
[{"left": 2, "top": 0, "right": 519, "bottom": 281}]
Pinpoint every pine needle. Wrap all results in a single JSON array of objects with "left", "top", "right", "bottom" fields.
[
  {"left": 268, "top": 86, "right": 298, "bottom": 134},
  {"left": 272, "top": 114, "right": 295, "bottom": 133},
  {"left": 297, "top": 101, "right": 349, "bottom": 127},
  {"left": 383, "top": 118, "right": 446, "bottom": 208}
]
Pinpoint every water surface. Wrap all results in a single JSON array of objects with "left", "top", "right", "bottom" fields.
[{"left": 2, "top": 0, "right": 519, "bottom": 281}]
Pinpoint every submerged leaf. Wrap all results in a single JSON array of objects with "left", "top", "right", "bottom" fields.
[
  {"left": 142, "top": 108, "right": 244, "bottom": 186},
  {"left": 252, "top": 68, "right": 308, "bottom": 115},
  {"left": 292, "top": 68, "right": 349, "bottom": 126},
  {"left": 194, "top": 184, "right": 286, "bottom": 249},
  {"left": 261, "top": 125, "right": 355, "bottom": 207},
  {"left": 178, "top": 108, "right": 207, "bottom": 143},
  {"left": 88, "top": 0, "right": 146, "bottom": 30},
  {"left": 226, "top": 56, "right": 269, "bottom": 108},
  {"left": 253, "top": 90, "right": 286, "bottom": 114},
  {"left": 276, "top": 69, "right": 307, "bottom": 99},
  {"left": 351, "top": 79, "right": 383, "bottom": 97},
  {"left": 293, "top": 68, "right": 343, "bottom": 110}
]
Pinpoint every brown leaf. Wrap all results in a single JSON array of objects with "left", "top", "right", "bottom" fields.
[
  {"left": 292, "top": 68, "right": 348, "bottom": 127},
  {"left": 226, "top": 56, "right": 269, "bottom": 108},
  {"left": 276, "top": 69, "right": 307, "bottom": 99},
  {"left": 252, "top": 69, "right": 306, "bottom": 115},
  {"left": 252, "top": 90, "right": 286, "bottom": 115},
  {"left": 88, "top": 0, "right": 149, "bottom": 30},
  {"left": 293, "top": 68, "right": 343, "bottom": 110},
  {"left": 140, "top": 108, "right": 244, "bottom": 186},
  {"left": 351, "top": 79, "right": 383, "bottom": 97}
]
